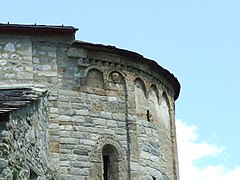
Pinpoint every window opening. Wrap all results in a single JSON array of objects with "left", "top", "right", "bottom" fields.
[
  {"left": 102, "top": 144, "right": 119, "bottom": 180},
  {"left": 147, "top": 110, "right": 151, "bottom": 122},
  {"left": 103, "top": 155, "right": 110, "bottom": 180}
]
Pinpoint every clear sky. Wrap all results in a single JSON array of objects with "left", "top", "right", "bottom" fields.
[{"left": 1, "top": 0, "right": 240, "bottom": 179}]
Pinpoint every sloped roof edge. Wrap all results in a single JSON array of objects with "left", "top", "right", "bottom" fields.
[
  {"left": 0, "top": 23, "right": 78, "bottom": 36},
  {"left": 0, "top": 85, "right": 47, "bottom": 114}
]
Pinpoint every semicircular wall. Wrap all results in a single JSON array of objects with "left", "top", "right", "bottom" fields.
[{"left": 58, "top": 41, "right": 180, "bottom": 180}]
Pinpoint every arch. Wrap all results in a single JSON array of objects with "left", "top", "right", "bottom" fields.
[
  {"left": 89, "top": 136, "right": 126, "bottom": 161},
  {"left": 108, "top": 71, "right": 125, "bottom": 84},
  {"left": 149, "top": 84, "right": 159, "bottom": 103},
  {"left": 88, "top": 136, "right": 127, "bottom": 180},
  {"left": 108, "top": 71, "right": 126, "bottom": 93},
  {"left": 134, "top": 78, "right": 146, "bottom": 98},
  {"left": 85, "top": 68, "right": 104, "bottom": 88},
  {"left": 134, "top": 78, "right": 147, "bottom": 114},
  {"left": 102, "top": 144, "right": 119, "bottom": 180},
  {"left": 149, "top": 84, "right": 160, "bottom": 120}
]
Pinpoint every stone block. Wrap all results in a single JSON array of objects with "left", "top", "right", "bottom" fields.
[
  {"left": 60, "top": 161, "right": 70, "bottom": 167},
  {"left": 60, "top": 138, "right": 78, "bottom": 144},
  {"left": 38, "top": 71, "right": 57, "bottom": 77},
  {"left": 0, "top": 60, "right": 7, "bottom": 66},
  {"left": 112, "top": 113, "right": 125, "bottom": 121},
  {"left": 4, "top": 42, "right": 15, "bottom": 52},
  {"left": 73, "top": 149, "right": 89, "bottom": 156},
  {"left": 100, "top": 111, "right": 112, "bottom": 119},
  {"left": 50, "top": 142, "right": 59, "bottom": 153},
  {"left": 59, "top": 131, "right": 70, "bottom": 137},
  {"left": 107, "top": 96, "right": 117, "bottom": 102},
  {"left": 72, "top": 162, "right": 91, "bottom": 168},
  {"left": 79, "top": 139, "right": 95, "bottom": 146},
  {"left": 69, "top": 168, "right": 89, "bottom": 175}
]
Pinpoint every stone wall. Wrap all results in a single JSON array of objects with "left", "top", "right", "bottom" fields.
[
  {"left": 0, "top": 24, "right": 180, "bottom": 180},
  {"left": 0, "top": 93, "right": 55, "bottom": 179},
  {"left": 0, "top": 35, "right": 33, "bottom": 85},
  {"left": 0, "top": 113, "right": 9, "bottom": 179},
  {"left": 49, "top": 44, "right": 179, "bottom": 180}
]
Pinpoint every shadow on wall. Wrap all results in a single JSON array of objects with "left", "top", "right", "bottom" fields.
[{"left": 134, "top": 78, "right": 171, "bottom": 129}]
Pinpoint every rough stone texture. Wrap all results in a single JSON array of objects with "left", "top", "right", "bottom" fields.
[
  {"left": 0, "top": 88, "right": 56, "bottom": 179},
  {"left": 0, "top": 24, "right": 180, "bottom": 180},
  {"left": 0, "top": 86, "right": 47, "bottom": 113}
]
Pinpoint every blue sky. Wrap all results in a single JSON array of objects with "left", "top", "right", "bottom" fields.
[{"left": 1, "top": 0, "right": 240, "bottom": 179}]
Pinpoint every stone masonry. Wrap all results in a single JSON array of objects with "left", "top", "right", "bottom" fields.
[{"left": 0, "top": 24, "right": 180, "bottom": 180}]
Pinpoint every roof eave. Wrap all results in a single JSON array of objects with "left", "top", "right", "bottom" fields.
[{"left": 0, "top": 23, "right": 78, "bottom": 36}]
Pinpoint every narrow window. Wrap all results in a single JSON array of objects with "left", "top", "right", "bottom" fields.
[
  {"left": 103, "top": 155, "right": 110, "bottom": 180},
  {"left": 147, "top": 110, "right": 152, "bottom": 122},
  {"left": 102, "top": 144, "right": 119, "bottom": 180},
  {"left": 147, "top": 110, "right": 150, "bottom": 121}
]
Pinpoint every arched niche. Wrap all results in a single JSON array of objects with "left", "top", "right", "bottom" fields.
[
  {"left": 149, "top": 84, "right": 159, "bottom": 103},
  {"left": 85, "top": 68, "right": 104, "bottom": 88},
  {"left": 134, "top": 78, "right": 147, "bottom": 114},
  {"left": 88, "top": 136, "right": 127, "bottom": 180},
  {"left": 149, "top": 84, "right": 160, "bottom": 120},
  {"left": 108, "top": 71, "right": 126, "bottom": 92},
  {"left": 109, "top": 71, "right": 124, "bottom": 84},
  {"left": 159, "top": 92, "right": 171, "bottom": 129}
]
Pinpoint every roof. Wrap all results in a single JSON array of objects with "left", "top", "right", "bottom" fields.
[
  {"left": 72, "top": 41, "right": 181, "bottom": 100},
  {"left": 0, "top": 23, "right": 78, "bottom": 36},
  {"left": 0, "top": 85, "right": 47, "bottom": 114}
]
